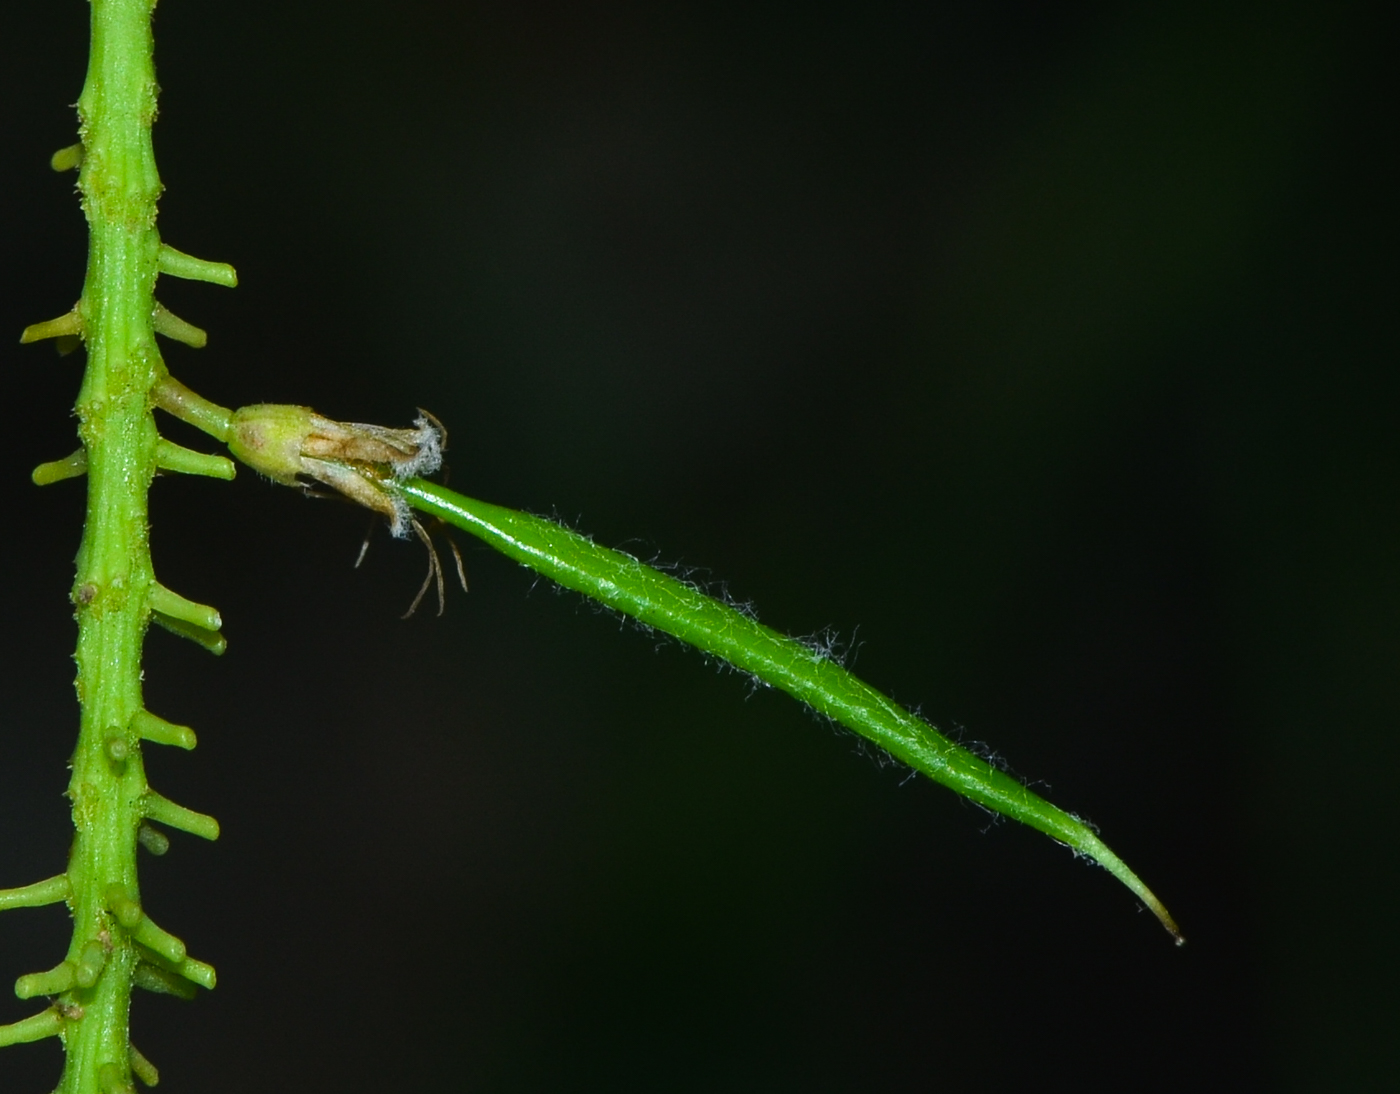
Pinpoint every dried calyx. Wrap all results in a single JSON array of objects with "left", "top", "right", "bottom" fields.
[
  {"left": 150, "top": 378, "right": 463, "bottom": 614},
  {"left": 226, "top": 404, "right": 443, "bottom": 537}
]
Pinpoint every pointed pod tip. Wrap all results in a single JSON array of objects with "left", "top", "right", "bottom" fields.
[
  {"left": 1071, "top": 830, "right": 1182, "bottom": 945},
  {"left": 1145, "top": 895, "right": 1185, "bottom": 946}
]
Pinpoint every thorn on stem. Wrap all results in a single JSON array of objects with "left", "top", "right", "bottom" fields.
[
  {"left": 0, "top": 1007, "right": 64, "bottom": 1048},
  {"left": 150, "top": 611, "right": 228, "bottom": 655},
  {"left": 0, "top": 874, "right": 71, "bottom": 912},
  {"left": 132, "top": 962, "right": 196, "bottom": 1001},
  {"left": 148, "top": 583, "right": 221, "bottom": 633},
  {"left": 129, "top": 1044, "right": 160, "bottom": 1087},
  {"left": 155, "top": 438, "right": 236, "bottom": 481},
  {"left": 142, "top": 791, "right": 220, "bottom": 841},
  {"left": 135, "top": 942, "right": 216, "bottom": 992},
  {"left": 32, "top": 448, "right": 88, "bottom": 485},
  {"left": 133, "top": 915, "right": 186, "bottom": 966},
  {"left": 14, "top": 960, "right": 76, "bottom": 1000},
  {"left": 20, "top": 308, "right": 82, "bottom": 345},
  {"left": 173, "top": 955, "right": 216, "bottom": 991},
  {"left": 157, "top": 243, "right": 238, "bottom": 288},
  {"left": 131, "top": 710, "right": 197, "bottom": 750},
  {"left": 152, "top": 304, "right": 207, "bottom": 348},
  {"left": 50, "top": 143, "right": 83, "bottom": 172}
]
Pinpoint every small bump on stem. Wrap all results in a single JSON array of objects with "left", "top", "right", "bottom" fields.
[
  {"left": 133, "top": 916, "right": 186, "bottom": 966},
  {"left": 0, "top": 874, "right": 71, "bottom": 912},
  {"left": 104, "top": 884, "right": 143, "bottom": 930},
  {"left": 151, "top": 375, "right": 233, "bottom": 441},
  {"left": 138, "top": 825, "right": 170, "bottom": 857},
  {"left": 0, "top": 1007, "right": 63, "bottom": 1047},
  {"left": 19, "top": 309, "right": 82, "bottom": 344},
  {"left": 32, "top": 448, "right": 88, "bottom": 485},
  {"left": 99, "top": 1061, "right": 136, "bottom": 1094},
  {"left": 131, "top": 710, "right": 197, "bottom": 750},
  {"left": 132, "top": 963, "right": 196, "bottom": 1001},
  {"left": 129, "top": 1045, "right": 160, "bottom": 1087},
  {"left": 148, "top": 583, "right": 222, "bottom": 633},
  {"left": 50, "top": 143, "right": 84, "bottom": 172},
  {"left": 142, "top": 792, "right": 220, "bottom": 841},
  {"left": 156, "top": 438, "right": 236, "bottom": 481},
  {"left": 104, "top": 732, "right": 130, "bottom": 767},
  {"left": 74, "top": 940, "right": 108, "bottom": 989},
  {"left": 151, "top": 304, "right": 207, "bottom": 348},
  {"left": 15, "top": 960, "right": 76, "bottom": 1000},
  {"left": 157, "top": 243, "right": 238, "bottom": 288}
]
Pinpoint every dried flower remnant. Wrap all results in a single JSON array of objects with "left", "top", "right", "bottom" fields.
[
  {"left": 227, "top": 404, "right": 443, "bottom": 537},
  {"left": 149, "top": 382, "right": 466, "bottom": 614}
]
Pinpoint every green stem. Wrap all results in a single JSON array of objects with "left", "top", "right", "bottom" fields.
[
  {"left": 397, "top": 478, "right": 1182, "bottom": 942},
  {"left": 1, "top": 1, "right": 224, "bottom": 1090},
  {"left": 58, "top": 1, "right": 164, "bottom": 1090}
]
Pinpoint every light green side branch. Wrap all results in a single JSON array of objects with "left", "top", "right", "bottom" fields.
[{"left": 398, "top": 478, "right": 1182, "bottom": 942}]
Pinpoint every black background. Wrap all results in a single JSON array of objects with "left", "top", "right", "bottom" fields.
[{"left": 2, "top": 2, "right": 1394, "bottom": 1090}]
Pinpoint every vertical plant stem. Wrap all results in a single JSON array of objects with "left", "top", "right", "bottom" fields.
[
  {"left": 7, "top": 1, "right": 222, "bottom": 1085},
  {"left": 63, "top": 1, "right": 161, "bottom": 1090}
]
